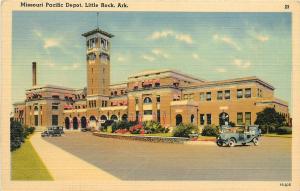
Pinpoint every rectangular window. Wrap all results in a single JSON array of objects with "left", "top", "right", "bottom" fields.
[
  {"left": 225, "top": 90, "right": 230, "bottom": 100},
  {"left": 245, "top": 112, "right": 251, "bottom": 125},
  {"left": 237, "top": 112, "right": 243, "bottom": 125},
  {"left": 206, "top": 114, "right": 211, "bottom": 125},
  {"left": 52, "top": 95, "right": 60, "bottom": 99},
  {"left": 52, "top": 103, "right": 59, "bottom": 110},
  {"left": 156, "top": 95, "right": 160, "bottom": 103},
  {"left": 200, "top": 92, "right": 205, "bottom": 101},
  {"left": 34, "top": 115, "right": 38, "bottom": 126},
  {"left": 52, "top": 115, "right": 58, "bottom": 126},
  {"left": 135, "top": 97, "right": 139, "bottom": 104},
  {"left": 102, "top": 101, "right": 104, "bottom": 107},
  {"left": 135, "top": 111, "right": 139, "bottom": 121},
  {"left": 144, "top": 110, "right": 152, "bottom": 115},
  {"left": 206, "top": 92, "right": 211, "bottom": 101},
  {"left": 245, "top": 88, "right": 252, "bottom": 98},
  {"left": 237, "top": 89, "right": 243, "bottom": 99},
  {"left": 200, "top": 114, "right": 205, "bottom": 125},
  {"left": 157, "top": 110, "right": 160, "bottom": 123},
  {"left": 217, "top": 91, "right": 223, "bottom": 100},
  {"left": 183, "top": 94, "right": 188, "bottom": 100}
]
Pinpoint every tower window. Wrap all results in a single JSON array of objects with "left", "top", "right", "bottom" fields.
[
  {"left": 87, "top": 38, "right": 96, "bottom": 49},
  {"left": 101, "top": 38, "right": 108, "bottom": 50}
]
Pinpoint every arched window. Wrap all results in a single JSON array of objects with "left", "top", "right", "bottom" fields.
[
  {"left": 176, "top": 114, "right": 183, "bottom": 126},
  {"left": 81, "top": 116, "right": 87, "bottom": 129},
  {"left": 34, "top": 106, "right": 38, "bottom": 111},
  {"left": 90, "top": 115, "right": 96, "bottom": 121},
  {"left": 110, "top": 115, "right": 118, "bottom": 121},
  {"left": 73, "top": 117, "right": 79, "bottom": 129},
  {"left": 121, "top": 114, "right": 128, "bottom": 121},
  {"left": 219, "top": 112, "right": 229, "bottom": 126},
  {"left": 100, "top": 115, "right": 107, "bottom": 121},
  {"left": 143, "top": 97, "right": 152, "bottom": 104},
  {"left": 65, "top": 117, "right": 70, "bottom": 129}
]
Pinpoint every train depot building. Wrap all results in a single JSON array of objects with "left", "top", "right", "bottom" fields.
[{"left": 13, "top": 27, "right": 290, "bottom": 130}]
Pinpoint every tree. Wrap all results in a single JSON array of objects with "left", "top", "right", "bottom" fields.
[{"left": 255, "top": 107, "right": 285, "bottom": 133}]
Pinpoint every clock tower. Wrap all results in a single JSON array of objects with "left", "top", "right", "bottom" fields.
[{"left": 82, "top": 28, "right": 114, "bottom": 97}]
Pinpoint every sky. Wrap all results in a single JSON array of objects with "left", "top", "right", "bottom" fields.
[{"left": 12, "top": 11, "right": 291, "bottom": 107}]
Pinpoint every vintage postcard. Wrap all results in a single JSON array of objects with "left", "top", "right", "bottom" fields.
[{"left": 1, "top": 0, "right": 300, "bottom": 190}]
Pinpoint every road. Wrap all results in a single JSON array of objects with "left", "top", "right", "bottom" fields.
[{"left": 44, "top": 132, "right": 291, "bottom": 181}]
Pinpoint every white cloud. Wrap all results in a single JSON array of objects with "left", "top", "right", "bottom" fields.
[
  {"left": 142, "top": 54, "right": 155, "bottom": 62},
  {"left": 149, "top": 30, "right": 174, "bottom": 40},
  {"left": 175, "top": 34, "right": 193, "bottom": 44},
  {"left": 216, "top": 68, "right": 227, "bottom": 73},
  {"left": 255, "top": 34, "right": 269, "bottom": 42},
  {"left": 72, "top": 63, "right": 80, "bottom": 69},
  {"left": 213, "top": 34, "right": 241, "bottom": 51},
  {"left": 232, "top": 59, "right": 251, "bottom": 69},
  {"left": 43, "top": 38, "right": 61, "bottom": 49},
  {"left": 33, "top": 29, "right": 42, "bottom": 37},
  {"left": 151, "top": 48, "right": 169, "bottom": 59},
  {"left": 148, "top": 30, "right": 193, "bottom": 44},
  {"left": 192, "top": 53, "right": 200, "bottom": 60},
  {"left": 117, "top": 56, "right": 126, "bottom": 62},
  {"left": 33, "top": 29, "right": 62, "bottom": 49}
]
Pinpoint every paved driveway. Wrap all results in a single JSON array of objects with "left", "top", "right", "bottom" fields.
[{"left": 44, "top": 132, "right": 291, "bottom": 181}]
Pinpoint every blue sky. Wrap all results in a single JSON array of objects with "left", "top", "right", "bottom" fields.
[{"left": 12, "top": 12, "right": 291, "bottom": 106}]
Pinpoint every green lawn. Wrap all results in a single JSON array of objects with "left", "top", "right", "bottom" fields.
[
  {"left": 11, "top": 136, "right": 53, "bottom": 180},
  {"left": 262, "top": 134, "right": 292, "bottom": 138}
]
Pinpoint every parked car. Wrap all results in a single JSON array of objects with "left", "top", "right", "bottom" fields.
[
  {"left": 41, "top": 126, "right": 64, "bottom": 137},
  {"left": 216, "top": 125, "right": 261, "bottom": 147}
]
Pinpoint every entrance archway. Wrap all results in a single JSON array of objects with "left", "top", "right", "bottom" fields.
[
  {"left": 176, "top": 114, "right": 183, "bottom": 126},
  {"left": 219, "top": 112, "right": 229, "bottom": 126},
  {"left": 73, "top": 117, "right": 79, "bottom": 129},
  {"left": 81, "top": 116, "right": 87, "bottom": 129},
  {"left": 65, "top": 117, "right": 70, "bottom": 129},
  {"left": 121, "top": 114, "right": 128, "bottom": 121},
  {"left": 110, "top": 115, "right": 118, "bottom": 121}
]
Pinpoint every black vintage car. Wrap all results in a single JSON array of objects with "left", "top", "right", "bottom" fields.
[{"left": 41, "top": 126, "right": 64, "bottom": 137}]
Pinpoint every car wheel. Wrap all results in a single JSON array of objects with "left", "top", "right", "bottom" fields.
[
  {"left": 242, "top": 143, "right": 247, "bottom": 146},
  {"left": 253, "top": 138, "right": 259, "bottom": 146},
  {"left": 216, "top": 140, "right": 223, "bottom": 147},
  {"left": 228, "top": 138, "right": 236, "bottom": 147}
]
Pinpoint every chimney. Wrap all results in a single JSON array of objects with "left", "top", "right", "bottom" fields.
[{"left": 32, "top": 62, "right": 37, "bottom": 86}]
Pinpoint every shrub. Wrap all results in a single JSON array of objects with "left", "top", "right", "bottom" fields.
[
  {"left": 277, "top": 126, "right": 292, "bottom": 135},
  {"left": 107, "top": 126, "right": 112, "bottom": 133},
  {"left": 172, "top": 123, "right": 199, "bottom": 138},
  {"left": 112, "top": 120, "right": 138, "bottom": 132},
  {"left": 114, "top": 129, "right": 129, "bottom": 134},
  {"left": 10, "top": 120, "right": 24, "bottom": 151},
  {"left": 143, "top": 120, "right": 168, "bottom": 134},
  {"left": 201, "top": 125, "right": 219, "bottom": 136},
  {"left": 26, "top": 126, "right": 35, "bottom": 134},
  {"left": 129, "top": 123, "right": 144, "bottom": 134}
]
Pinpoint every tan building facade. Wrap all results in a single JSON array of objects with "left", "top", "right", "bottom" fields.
[{"left": 13, "top": 27, "right": 290, "bottom": 130}]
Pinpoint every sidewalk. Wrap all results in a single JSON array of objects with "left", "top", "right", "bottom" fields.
[{"left": 30, "top": 133, "right": 119, "bottom": 181}]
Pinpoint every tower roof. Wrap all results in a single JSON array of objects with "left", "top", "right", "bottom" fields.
[{"left": 82, "top": 27, "right": 114, "bottom": 38}]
